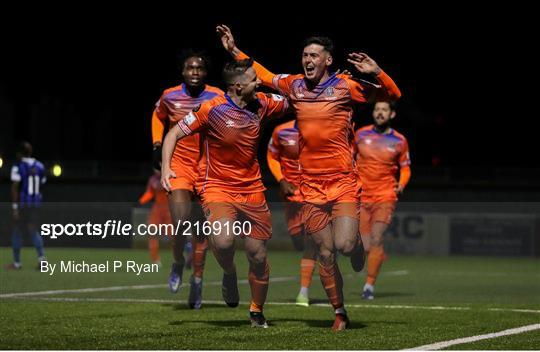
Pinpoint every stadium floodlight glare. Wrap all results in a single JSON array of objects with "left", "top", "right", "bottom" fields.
[
  {"left": 0, "top": 157, "right": 3, "bottom": 168},
  {"left": 52, "top": 164, "right": 62, "bottom": 177}
]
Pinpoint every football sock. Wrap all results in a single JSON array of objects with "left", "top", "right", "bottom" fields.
[
  {"left": 319, "top": 261, "right": 344, "bottom": 310},
  {"left": 148, "top": 237, "right": 160, "bottom": 263},
  {"left": 192, "top": 237, "right": 208, "bottom": 278},
  {"left": 367, "top": 245, "right": 385, "bottom": 285},
  {"left": 30, "top": 230, "right": 44, "bottom": 258},
  {"left": 12, "top": 229, "right": 22, "bottom": 264},
  {"left": 300, "top": 258, "right": 316, "bottom": 290},
  {"left": 249, "top": 260, "right": 269, "bottom": 313}
]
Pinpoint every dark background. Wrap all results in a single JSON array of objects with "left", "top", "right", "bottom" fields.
[{"left": 0, "top": 6, "right": 536, "bottom": 169}]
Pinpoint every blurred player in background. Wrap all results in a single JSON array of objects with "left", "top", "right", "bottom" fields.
[
  {"left": 5, "top": 141, "right": 47, "bottom": 270},
  {"left": 161, "top": 59, "right": 289, "bottom": 328},
  {"left": 151, "top": 50, "right": 223, "bottom": 309},
  {"left": 355, "top": 101, "right": 411, "bottom": 299},
  {"left": 138, "top": 170, "right": 175, "bottom": 267},
  {"left": 267, "top": 120, "right": 317, "bottom": 307},
  {"left": 217, "top": 24, "right": 401, "bottom": 330}
]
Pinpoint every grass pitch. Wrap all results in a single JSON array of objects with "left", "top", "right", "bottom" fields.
[{"left": 1, "top": 247, "right": 539, "bottom": 349}]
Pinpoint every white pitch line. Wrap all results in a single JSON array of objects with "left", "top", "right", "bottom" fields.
[
  {"left": 0, "top": 284, "right": 166, "bottom": 298},
  {"left": 0, "top": 276, "right": 296, "bottom": 298},
  {"left": 0, "top": 270, "right": 410, "bottom": 299},
  {"left": 3, "top": 296, "right": 540, "bottom": 315},
  {"left": 405, "top": 323, "right": 540, "bottom": 350}
]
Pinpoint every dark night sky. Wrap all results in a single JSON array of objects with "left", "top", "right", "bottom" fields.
[{"left": 1, "top": 6, "right": 535, "bottom": 167}]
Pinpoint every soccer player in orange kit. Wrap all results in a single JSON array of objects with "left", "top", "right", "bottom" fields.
[
  {"left": 355, "top": 101, "right": 411, "bottom": 300},
  {"left": 217, "top": 24, "right": 401, "bottom": 330},
  {"left": 161, "top": 59, "right": 289, "bottom": 328},
  {"left": 138, "top": 170, "right": 171, "bottom": 266},
  {"left": 151, "top": 50, "right": 223, "bottom": 309},
  {"left": 267, "top": 120, "right": 317, "bottom": 306}
]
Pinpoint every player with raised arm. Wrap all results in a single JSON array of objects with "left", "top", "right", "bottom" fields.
[
  {"left": 161, "top": 59, "right": 289, "bottom": 328},
  {"left": 217, "top": 25, "right": 401, "bottom": 330}
]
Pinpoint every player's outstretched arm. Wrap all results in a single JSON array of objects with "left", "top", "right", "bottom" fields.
[
  {"left": 160, "top": 124, "right": 185, "bottom": 192},
  {"left": 216, "top": 24, "right": 277, "bottom": 88},
  {"left": 347, "top": 52, "right": 401, "bottom": 101},
  {"left": 395, "top": 165, "right": 411, "bottom": 194}
]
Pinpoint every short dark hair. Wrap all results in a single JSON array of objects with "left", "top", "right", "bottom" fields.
[
  {"left": 302, "top": 36, "right": 334, "bottom": 55},
  {"left": 178, "top": 49, "right": 211, "bottom": 71},
  {"left": 222, "top": 58, "right": 254, "bottom": 86},
  {"left": 375, "top": 100, "right": 398, "bottom": 111},
  {"left": 18, "top": 141, "right": 32, "bottom": 157}
]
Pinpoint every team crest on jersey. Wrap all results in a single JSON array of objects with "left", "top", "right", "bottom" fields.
[
  {"left": 270, "top": 94, "right": 284, "bottom": 101},
  {"left": 325, "top": 87, "right": 334, "bottom": 96},
  {"left": 184, "top": 112, "right": 196, "bottom": 126},
  {"left": 294, "top": 85, "right": 305, "bottom": 98},
  {"left": 282, "top": 139, "right": 296, "bottom": 146}
]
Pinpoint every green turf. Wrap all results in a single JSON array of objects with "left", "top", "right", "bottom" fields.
[{"left": 1, "top": 247, "right": 539, "bottom": 349}]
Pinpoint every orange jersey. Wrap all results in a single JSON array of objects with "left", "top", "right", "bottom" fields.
[
  {"left": 267, "top": 120, "right": 300, "bottom": 186},
  {"left": 355, "top": 125, "right": 411, "bottom": 202},
  {"left": 235, "top": 50, "right": 401, "bottom": 176},
  {"left": 177, "top": 92, "right": 289, "bottom": 194},
  {"left": 153, "top": 83, "right": 224, "bottom": 169},
  {"left": 271, "top": 73, "right": 376, "bottom": 175},
  {"left": 139, "top": 174, "right": 168, "bottom": 206}
]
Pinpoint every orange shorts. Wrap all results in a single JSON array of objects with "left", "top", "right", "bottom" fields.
[
  {"left": 201, "top": 190, "right": 272, "bottom": 241},
  {"left": 169, "top": 151, "right": 199, "bottom": 192},
  {"left": 300, "top": 172, "right": 358, "bottom": 234},
  {"left": 302, "top": 202, "right": 357, "bottom": 234},
  {"left": 284, "top": 201, "right": 304, "bottom": 237},
  {"left": 358, "top": 201, "right": 396, "bottom": 235},
  {"left": 300, "top": 172, "right": 358, "bottom": 204}
]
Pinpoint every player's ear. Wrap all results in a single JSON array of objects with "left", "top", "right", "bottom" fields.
[
  {"left": 234, "top": 82, "right": 242, "bottom": 94},
  {"left": 390, "top": 111, "right": 396, "bottom": 119},
  {"left": 326, "top": 54, "right": 333, "bottom": 67}
]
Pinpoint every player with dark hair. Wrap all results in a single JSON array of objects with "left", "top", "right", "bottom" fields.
[
  {"left": 6, "top": 141, "right": 47, "bottom": 270},
  {"left": 161, "top": 58, "right": 289, "bottom": 328},
  {"left": 355, "top": 101, "right": 411, "bottom": 300},
  {"left": 217, "top": 24, "right": 401, "bottom": 330},
  {"left": 151, "top": 50, "right": 223, "bottom": 309}
]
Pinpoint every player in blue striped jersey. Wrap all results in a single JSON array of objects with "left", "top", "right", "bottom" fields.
[{"left": 6, "top": 142, "right": 47, "bottom": 270}]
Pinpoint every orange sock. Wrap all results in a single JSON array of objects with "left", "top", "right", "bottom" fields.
[
  {"left": 300, "top": 259, "right": 316, "bottom": 288},
  {"left": 192, "top": 237, "right": 208, "bottom": 278},
  {"left": 366, "top": 246, "right": 385, "bottom": 285},
  {"left": 319, "top": 262, "right": 343, "bottom": 309},
  {"left": 148, "top": 237, "right": 160, "bottom": 263},
  {"left": 249, "top": 261, "right": 270, "bottom": 312}
]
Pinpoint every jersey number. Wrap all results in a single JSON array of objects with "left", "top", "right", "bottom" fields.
[{"left": 27, "top": 175, "right": 40, "bottom": 195}]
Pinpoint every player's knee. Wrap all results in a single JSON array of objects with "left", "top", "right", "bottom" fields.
[
  {"left": 335, "top": 236, "right": 356, "bottom": 255},
  {"left": 247, "top": 249, "right": 266, "bottom": 266},
  {"left": 371, "top": 236, "right": 383, "bottom": 247},
  {"left": 318, "top": 250, "right": 335, "bottom": 265},
  {"left": 212, "top": 238, "right": 234, "bottom": 253}
]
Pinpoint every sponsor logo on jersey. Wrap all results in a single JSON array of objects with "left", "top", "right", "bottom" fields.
[{"left": 184, "top": 112, "right": 196, "bottom": 126}]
